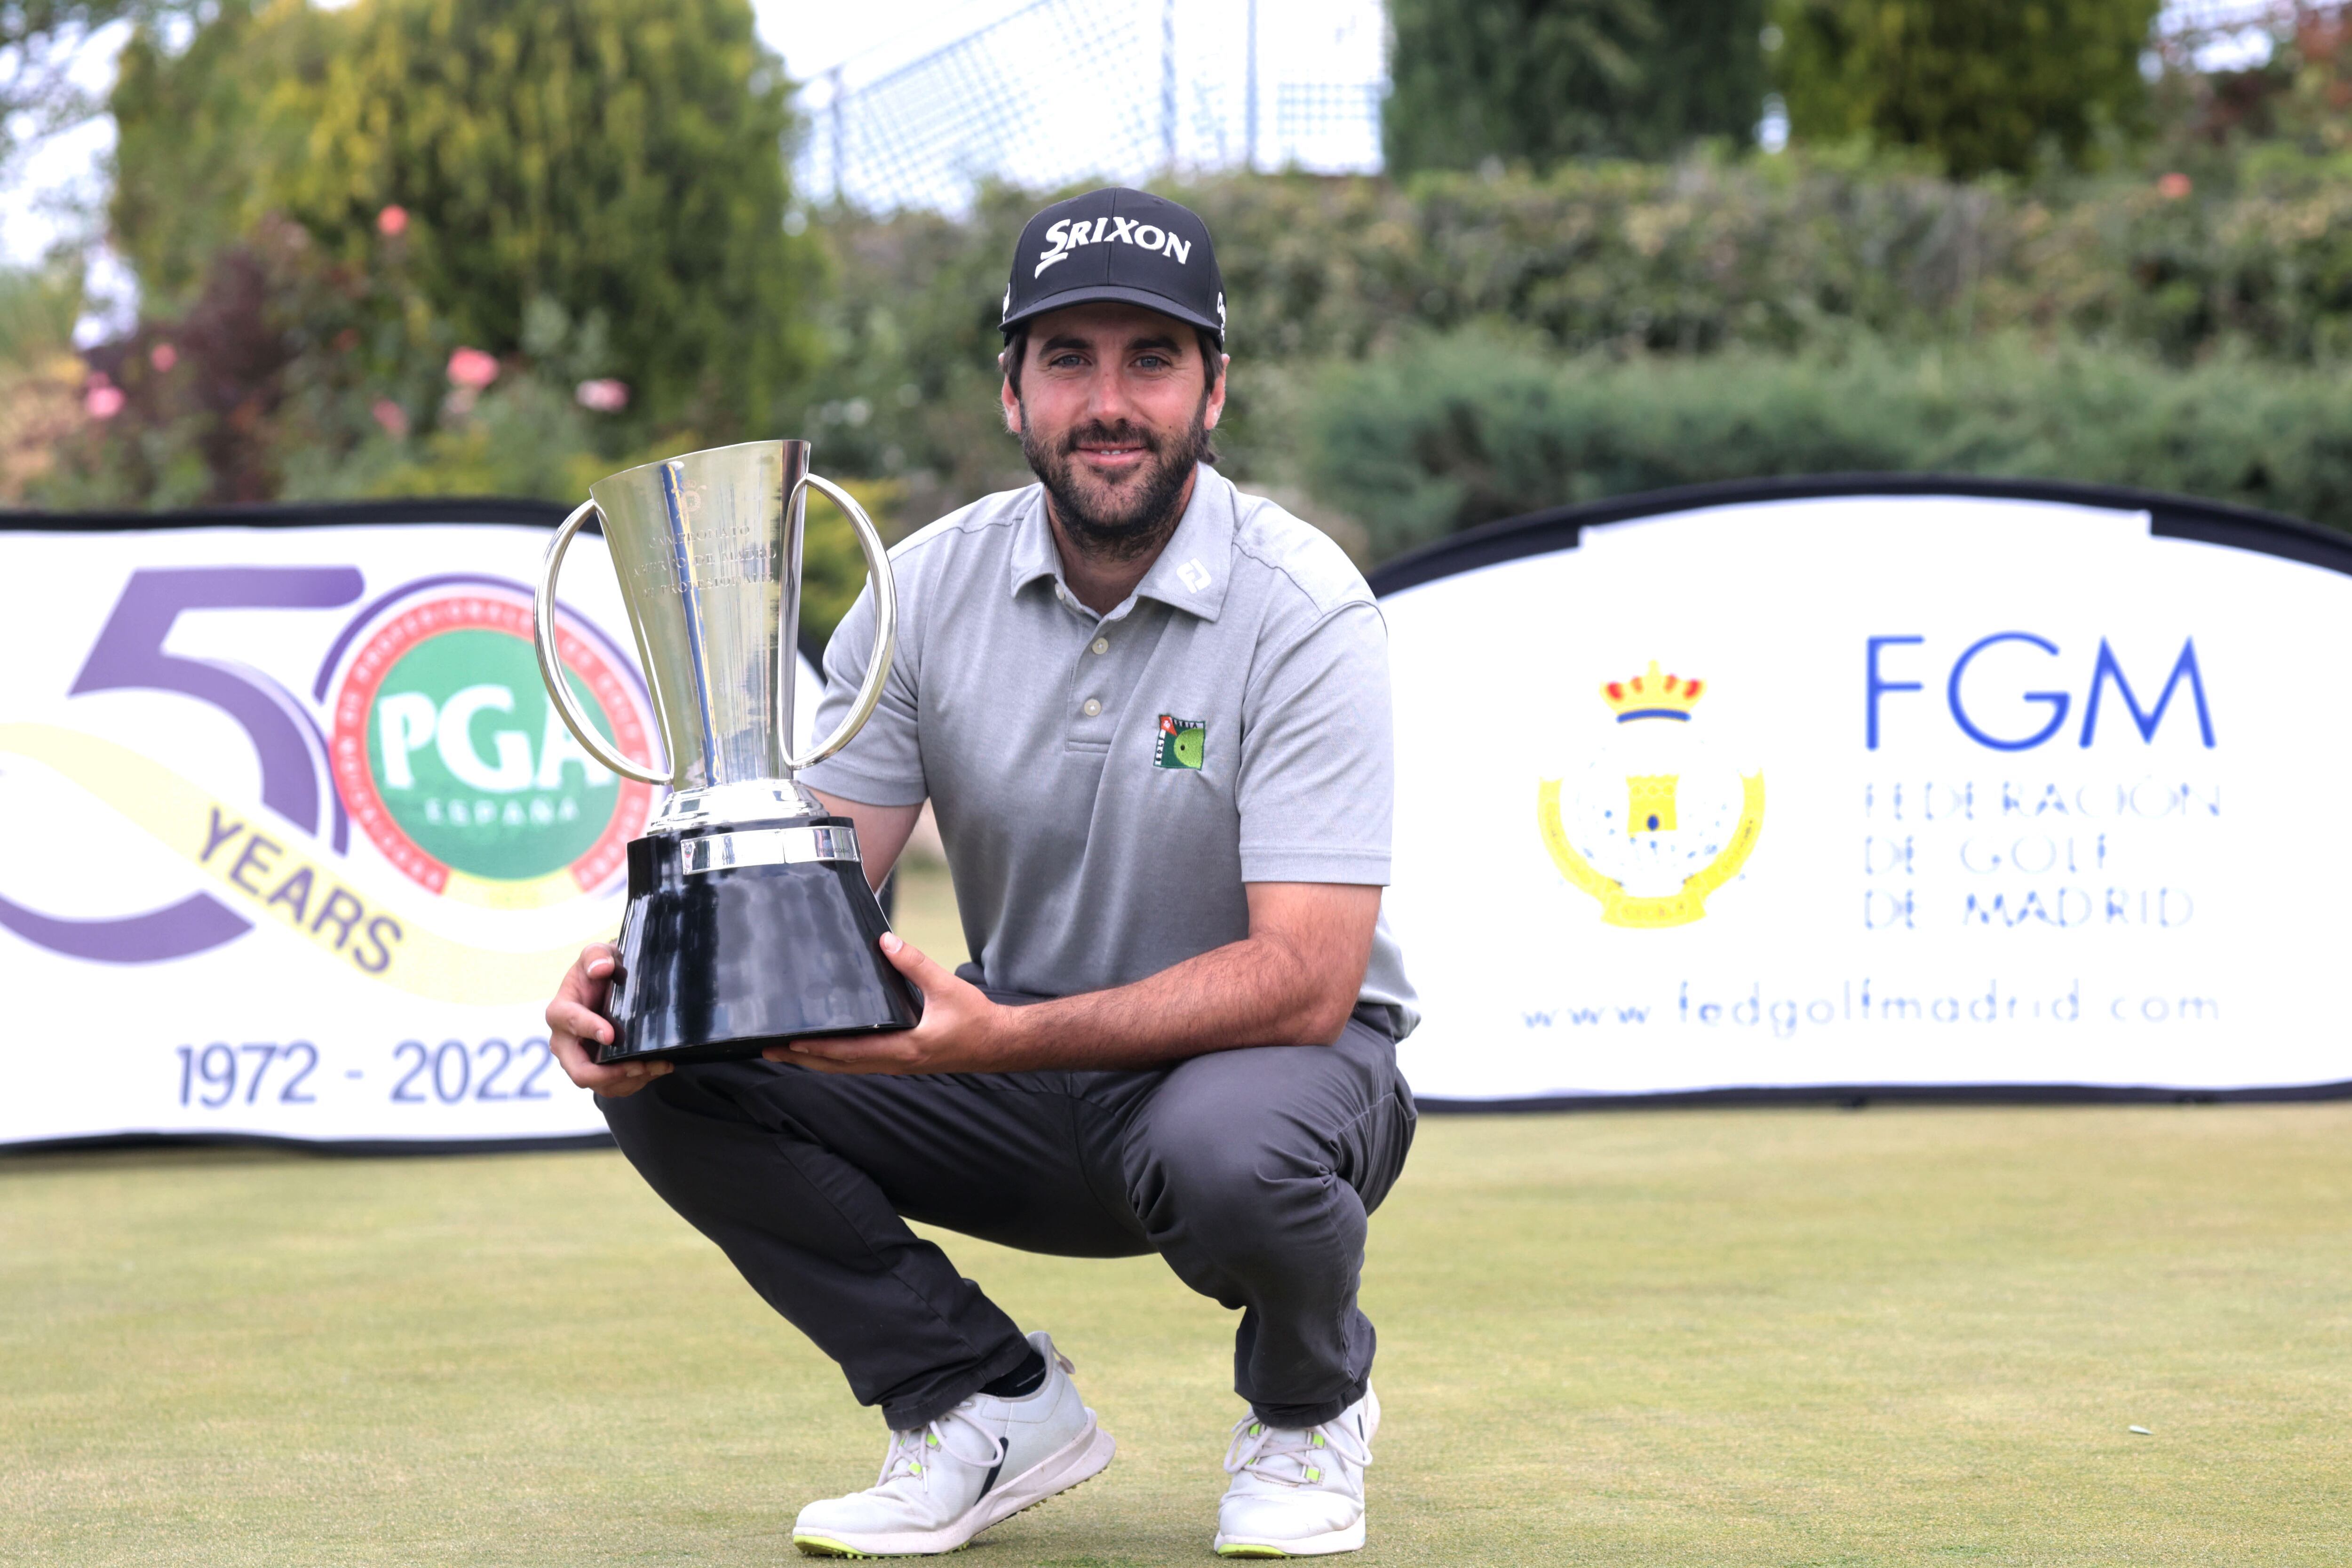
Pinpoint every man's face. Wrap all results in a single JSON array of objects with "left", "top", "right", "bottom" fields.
[{"left": 1000, "top": 302, "right": 1228, "bottom": 556}]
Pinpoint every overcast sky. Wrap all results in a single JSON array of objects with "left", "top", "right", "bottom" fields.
[{"left": 757, "top": 0, "right": 990, "bottom": 81}]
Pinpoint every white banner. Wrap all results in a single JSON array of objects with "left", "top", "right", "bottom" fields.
[
  {"left": 16, "top": 485, "right": 2343, "bottom": 1135},
  {"left": 1380, "top": 485, "right": 2352, "bottom": 1103},
  {"left": 0, "top": 513, "right": 818, "bottom": 1147}
]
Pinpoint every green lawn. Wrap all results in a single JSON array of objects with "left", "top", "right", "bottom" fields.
[
  {"left": 5, "top": 1097, "right": 2348, "bottom": 1567},
  {"left": 4, "top": 852, "right": 2345, "bottom": 1565}
]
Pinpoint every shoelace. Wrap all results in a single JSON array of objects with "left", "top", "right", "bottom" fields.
[
  {"left": 877, "top": 1405, "right": 1006, "bottom": 1488},
  {"left": 1222, "top": 1411, "right": 1373, "bottom": 1488},
  {"left": 872, "top": 1346, "right": 1079, "bottom": 1489}
]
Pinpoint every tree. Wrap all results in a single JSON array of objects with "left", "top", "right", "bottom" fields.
[
  {"left": 0, "top": 1, "right": 186, "bottom": 171},
  {"left": 109, "top": 0, "right": 820, "bottom": 437},
  {"left": 1772, "top": 0, "right": 2161, "bottom": 176},
  {"left": 1383, "top": 0, "right": 1769, "bottom": 174},
  {"left": 2147, "top": 4, "right": 2352, "bottom": 156},
  {"left": 110, "top": 1, "right": 333, "bottom": 313}
]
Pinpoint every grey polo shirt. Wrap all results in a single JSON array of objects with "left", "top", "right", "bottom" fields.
[{"left": 802, "top": 465, "right": 1416, "bottom": 1035}]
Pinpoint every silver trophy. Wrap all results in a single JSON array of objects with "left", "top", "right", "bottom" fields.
[{"left": 532, "top": 439, "right": 920, "bottom": 1062}]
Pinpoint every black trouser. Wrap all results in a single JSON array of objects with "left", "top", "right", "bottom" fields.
[{"left": 601, "top": 974, "right": 1416, "bottom": 1431}]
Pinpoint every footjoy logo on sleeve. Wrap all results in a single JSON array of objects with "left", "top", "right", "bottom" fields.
[{"left": 1034, "top": 215, "right": 1193, "bottom": 277}]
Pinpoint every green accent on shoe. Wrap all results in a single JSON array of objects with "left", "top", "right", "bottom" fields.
[
  {"left": 1216, "top": 1546, "right": 1293, "bottom": 1559},
  {"left": 792, "top": 1535, "right": 873, "bottom": 1558},
  {"left": 794, "top": 1535, "right": 979, "bottom": 1560}
]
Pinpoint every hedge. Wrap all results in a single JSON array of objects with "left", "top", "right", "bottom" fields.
[
  {"left": 1304, "top": 332, "right": 2352, "bottom": 559},
  {"left": 809, "top": 154, "right": 2352, "bottom": 521}
]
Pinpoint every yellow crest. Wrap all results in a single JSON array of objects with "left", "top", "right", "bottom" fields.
[{"left": 1537, "top": 660, "right": 1765, "bottom": 928}]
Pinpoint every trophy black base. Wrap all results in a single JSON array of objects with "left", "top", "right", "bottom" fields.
[{"left": 596, "top": 822, "right": 923, "bottom": 1065}]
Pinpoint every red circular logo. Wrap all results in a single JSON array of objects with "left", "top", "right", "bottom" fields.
[{"left": 329, "top": 592, "right": 656, "bottom": 900}]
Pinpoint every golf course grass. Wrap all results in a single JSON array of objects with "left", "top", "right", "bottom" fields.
[
  {"left": 5, "top": 870, "right": 2347, "bottom": 1564},
  {"left": 5, "top": 1102, "right": 2345, "bottom": 1565}
]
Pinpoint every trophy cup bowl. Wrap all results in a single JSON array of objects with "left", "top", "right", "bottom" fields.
[{"left": 532, "top": 439, "right": 922, "bottom": 1063}]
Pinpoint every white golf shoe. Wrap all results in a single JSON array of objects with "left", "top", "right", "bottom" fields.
[
  {"left": 792, "top": 1332, "right": 1115, "bottom": 1557},
  {"left": 1212, "top": 1385, "right": 1379, "bottom": 1557}
]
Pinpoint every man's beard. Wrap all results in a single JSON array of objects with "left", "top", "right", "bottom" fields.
[{"left": 1021, "top": 401, "right": 1210, "bottom": 564}]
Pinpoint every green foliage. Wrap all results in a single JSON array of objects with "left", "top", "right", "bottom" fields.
[
  {"left": 107, "top": 0, "right": 820, "bottom": 439},
  {"left": 1207, "top": 151, "right": 2352, "bottom": 366},
  {"left": 813, "top": 155, "right": 2352, "bottom": 520},
  {"left": 1383, "top": 0, "right": 1767, "bottom": 173},
  {"left": 0, "top": 263, "right": 87, "bottom": 503},
  {"left": 109, "top": 0, "right": 334, "bottom": 314},
  {"left": 286, "top": 376, "right": 606, "bottom": 503},
  {"left": 793, "top": 186, "right": 1042, "bottom": 525},
  {"left": 33, "top": 225, "right": 313, "bottom": 508},
  {"left": 32, "top": 213, "right": 649, "bottom": 507},
  {"left": 1771, "top": 0, "right": 2161, "bottom": 176},
  {"left": 286, "top": 0, "right": 817, "bottom": 437},
  {"left": 0, "top": 262, "right": 81, "bottom": 364},
  {"left": 1305, "top": 331, "right": 2352, "bottom": 558},
  {"left": 796, "top": 477, "right": 904, "bottom": 647}
]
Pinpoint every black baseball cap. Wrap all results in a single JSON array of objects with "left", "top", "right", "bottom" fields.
[{"left": 1000, "top": 187, "right": 1226, "bottom": 345}]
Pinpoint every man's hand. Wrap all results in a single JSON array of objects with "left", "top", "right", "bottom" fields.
[
  {"left": 761, "top": 881, "right": 1381, "bottom": 1077},
  {"left": 544, "top": 943, "right": 674, "bottom": 1098},
  {"left": 762, "top": 933, "right": 1008, "bottom": 1075}
]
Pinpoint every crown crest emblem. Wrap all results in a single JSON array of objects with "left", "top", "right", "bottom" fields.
[{"left": 1601, "top": 660, "right": 1704, "bottom": 723}]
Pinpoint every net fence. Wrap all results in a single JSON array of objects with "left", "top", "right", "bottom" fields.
[
  {"left": 794, "top": 0, "right": 1387, "bottom": 213},
  {"left": 789, "top": 0, "right": 2302, "bottom": 214}
]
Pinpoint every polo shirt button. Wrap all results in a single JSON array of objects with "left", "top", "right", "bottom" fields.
[
  {"left": 1081, "top": 699, "right": 1102, "bottom": 717},
  {"left": 1090, "top": 637, "right": 1109, "bottom": 655}
]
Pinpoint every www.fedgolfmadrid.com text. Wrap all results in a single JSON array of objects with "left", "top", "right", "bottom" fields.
[{"left": 1520, "top": 981, "right": 2220, "bottom": 1038}]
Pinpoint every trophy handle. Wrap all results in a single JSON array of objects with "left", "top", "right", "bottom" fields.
[
  {"left": 533, "top": 499, "right": 670, "bottom": 788},
  {"left": 782, "top": 473, "right": 898, "bottom": 771}
]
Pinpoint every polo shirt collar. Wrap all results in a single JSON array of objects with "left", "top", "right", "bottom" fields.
[
  {"left": 1133, "top": 467, "right": 1235, "bottom": 621},
  {"left": 1007, "top": 486, "right": 1062, "bottom": 597},
  {"left": 1005, "top": 466, "right": 1237, "bottom": 623}
]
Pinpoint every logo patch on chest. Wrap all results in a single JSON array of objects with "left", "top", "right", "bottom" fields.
[{"left": 1154, "top": 714, "right": 1206, "bottom": 770}]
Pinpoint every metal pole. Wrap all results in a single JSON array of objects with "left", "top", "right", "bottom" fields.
[
  {"left": 828, "top": 66, "right": 846, "bottom": 202},
  {"left": 1161, "top": 0, "right": 1176, "bottom": 174},
  {"left": 1245, "top": 0, "right": 1258, "bottom": 171}
]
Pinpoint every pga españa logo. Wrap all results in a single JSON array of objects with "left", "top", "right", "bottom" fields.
[
  {"left": 330, "top": 591, "right": 656, "bottom": 908},
  {"left": 0, "top": 563, "right": 655, "bottom": 1003}
]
